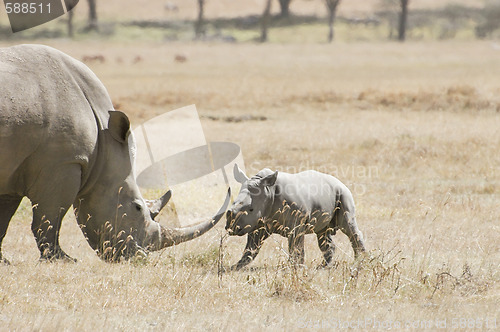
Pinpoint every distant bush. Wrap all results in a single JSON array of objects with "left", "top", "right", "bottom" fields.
[{"left": 476, "top": 0, "right": 500, "bottom": 38}]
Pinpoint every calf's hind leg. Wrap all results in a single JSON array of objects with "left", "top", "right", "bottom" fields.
[
  {"left": 0, "top": 195, "right": 23, "bottom": 264},
  {"left": 337, "top": 195, "right": 366, "bottom": 258},
  {"left": 343, "top": 216, "right": 366, "bottom": 258},
  {"left": 316, "top": 228, "right": 336, "bottom": 267}
]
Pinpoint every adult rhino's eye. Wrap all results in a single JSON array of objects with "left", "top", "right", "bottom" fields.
[
  {"left": 249, "top": 207, "right": 254, "bottom": 212},
  {"left": 134, "top": 203, "right": 142, "bottom": 212}
]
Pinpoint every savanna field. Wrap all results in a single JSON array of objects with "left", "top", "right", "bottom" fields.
[{"left": 0, "top": 1, "right": 499, "bottom": 331}]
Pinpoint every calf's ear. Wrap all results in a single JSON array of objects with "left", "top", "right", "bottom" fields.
[
  {"left": 233, "top": 164, "right": 249, "bottom": 183},
  {"left": 262, "top": 171, "right": 278, "bottom": 187},
  {"left": 108, "top": 110, "right": 131, "bottom": 143}
]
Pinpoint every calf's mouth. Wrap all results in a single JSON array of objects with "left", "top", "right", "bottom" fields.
[{"left": 225, "top": 210, "right": 251, "bottom": 236}]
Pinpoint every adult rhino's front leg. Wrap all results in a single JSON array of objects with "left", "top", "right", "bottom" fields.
[
  {"left": 0, "top": 195, "right": 23, "bottom": 265},
  {"left": 232, "top": 227, "right": 269, "bottom": 270},
  {"left": 29, "top": 164, "right": 80, "bottom": 262}
]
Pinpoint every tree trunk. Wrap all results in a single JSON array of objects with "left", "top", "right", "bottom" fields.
[
  {"left": 260, "top": 0, "right": 272, "bottom": 42},
  {"left": 87, "top": 0, "right": 98, "bottom": 31},
  {"left": 398, "top": 0, "right": 409, "bottom": 41},
  {"left": 67, "top": 9, "right": 74, "bottom": 37},
  {"left": 65, "top": 0, "right": 78, "bottom": 37},
  {"left": 278, "top": 0, "right": 292, "bottom": 18},
  {"left": 195, "top": 0, "right": 205, "bottom": 38},
  {"left": 325, "top": 0, "right": 341, "bottom": 43}
]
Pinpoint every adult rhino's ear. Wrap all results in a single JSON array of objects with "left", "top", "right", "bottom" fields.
[
  {"left": 261, "top": 171, "right": 278, "bottom": 187},
  {"left": 108, "top": 110, "right": 131, "bottom": 143},
  {"left": 233, "top": 164, "right": 249, "bottom": 183}
]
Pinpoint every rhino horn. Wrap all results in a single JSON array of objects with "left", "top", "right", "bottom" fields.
[
  {"left": 155, "top": 188, "right": 231, "bottom": 249},
  {"left": 145, "top": 190, "right": 172, "bottom": 219}
]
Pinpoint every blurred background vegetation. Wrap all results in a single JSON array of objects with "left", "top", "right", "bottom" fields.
[{"left": 1, "top": 0, "right": 500, "bottom": 43}]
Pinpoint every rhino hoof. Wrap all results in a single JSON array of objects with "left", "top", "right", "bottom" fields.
[
  {"left": 63, "top": 255, "right": 77, "bottom": 263},
  {"left": 40, "top": 250, "right": 77, "bottom": 263},
  {"left": 316, "top": 262, "right": 333, "bottom": 270},
  {"left": 129, "top": 248, "right": 148, "bottom": 264},
  {"left": 231, "top": 263, "right": 247, "bottom": 271},
  {"left": 218, "top": 265, "right": 230, "bottom": 274}
]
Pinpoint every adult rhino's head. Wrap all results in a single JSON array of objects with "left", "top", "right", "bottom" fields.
[
  {"left": 225, "top": 164, "right": 278, "bottom": 236},
  {"left": 74, "top": 111, "right": 230, "bottom": 261}
]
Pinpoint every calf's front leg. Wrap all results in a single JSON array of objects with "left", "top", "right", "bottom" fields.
[
  {"left": 288, "top": 232, "right": 305, "bottom": 265},
  {"left": 233, "top": 227, "right": 269, "bottom": 270}
]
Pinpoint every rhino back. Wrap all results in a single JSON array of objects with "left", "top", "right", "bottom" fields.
[
  {"left": 273, "top": 170, "right": 349, "bottom": 216},
  {"left": 0, "top": 44, "right": 112, "bottom": 196}
]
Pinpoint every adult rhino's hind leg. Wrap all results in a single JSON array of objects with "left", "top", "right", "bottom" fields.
[
  {"left": 0, "top": 195, "right": 23, "bottom": 265},
  {"left": 29, "top": 164, "right": 81, "bottom": 262},
  {"left": 316, "top": 228, "right": 336, "bottom": 268}
]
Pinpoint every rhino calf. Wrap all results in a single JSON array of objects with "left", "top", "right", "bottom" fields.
[{"left": 226, "top": 165, "right": 366, "bottom": 270}]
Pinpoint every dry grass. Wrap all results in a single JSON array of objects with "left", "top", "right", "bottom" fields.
[{"left": 1, "top": 39, "right": 499, "bottom": 330}]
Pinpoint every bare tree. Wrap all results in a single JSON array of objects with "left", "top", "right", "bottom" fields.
[
  {"left": 278, "top": 0, "right": 292, "bottom": 18},
  {"left": 398, "top": 0, "right": 409, "bottom": 41},
  {"left": 325, "top": 0, "right": 341, "bottom": 43},
  {"left": 86, "top": 0, "right": 98, "bottom": 31},
  {"left": 68, "top": 10, "right": 74, "bottom": 37},
  {"left": 65, "top": 0, "right": 79, "bottom": 37},
  {"left": 260, "top": 0, "right": 272, "bottom": 42},
  {"left": 475, "top": 0, "right": 500, "bottom": 38},
  {"left": 195, "top": 0, "right": 205, "bottom": 38}
]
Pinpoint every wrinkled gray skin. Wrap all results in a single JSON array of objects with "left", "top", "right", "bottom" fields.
[
  {"left": 226, "top": 164, "right": 366, "bottom": 270},
  {"left": 0, "top": 44, "right": 230, "bottom": 263}
]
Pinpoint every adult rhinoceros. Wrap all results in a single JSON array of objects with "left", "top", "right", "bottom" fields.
[
  {"left": 0, "top": 44, "right": 230, "bottom": 263},
  {"left": 226, "top": 165, "right": 366, "bottom": 270}
]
